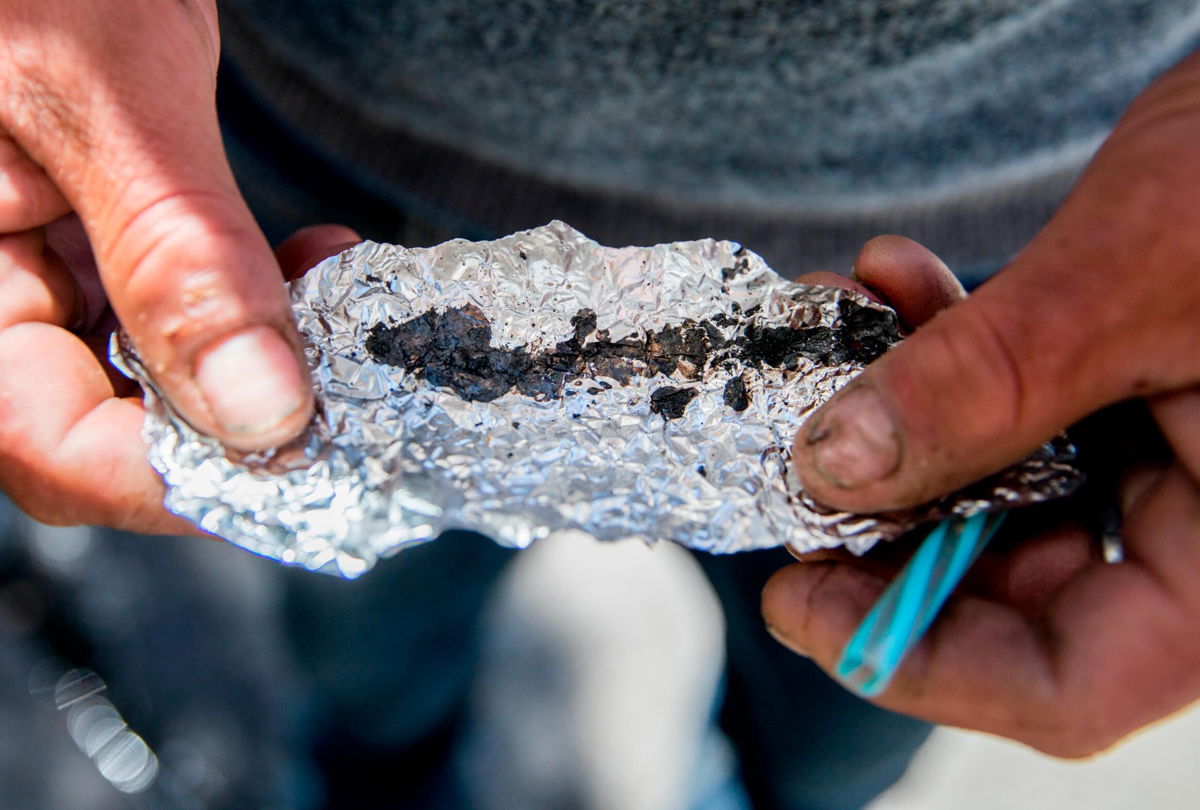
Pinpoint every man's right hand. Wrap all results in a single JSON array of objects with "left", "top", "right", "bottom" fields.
[{"left": 0, "top": 1, "right": 330, "bottom": 532}]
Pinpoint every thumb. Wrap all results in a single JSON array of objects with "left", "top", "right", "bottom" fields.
[
  {"left": 2, "top": 0, "right": 311, "bottom": 450},
  {"left": 791, "top": 51, "right": 1200, "bottom": 512},
  {"left": 792, "top": 226, "right": 1195, "bottom": 512}
]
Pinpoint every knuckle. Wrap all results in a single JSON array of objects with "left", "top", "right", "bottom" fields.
[
  {"left": 915, "top": 303, "right": 1030, "bottom": 440},
  {"left": 0, "top": 433, "right": 148, "bottom": 533},
  {"left": 25, "top": 502, "right": 79, "bottom": 528},
  {"left": 1030, "top": 725, "right": 1116, "bottom": 760},
  {"left": 958, "top": 305, "right": 1029, "bottom": 434},
  {"left": 0, "top": 392, "right": 31, "bottom": 454},
  {"left": 1, "top": 69, "right": 90, "bottom": 160},
  {"left": 106, "top": 189, "right": 264, "bottom": 340},
  {"left": 0, "top": 237, "right": 75, "bottom": 329},
  {"left": 0, "top": 476, "right": 78, "bottom": 528},
  {"left": 1018, "top": 695, "right": 1121, "bottom": 759},
  {"left": 108, "top": 497, "right": 166, "bottom": 536}
]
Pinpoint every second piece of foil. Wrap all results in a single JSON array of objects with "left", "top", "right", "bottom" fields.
[{"left": 115, "top": 222, "right": 1081, "bottom": 577}]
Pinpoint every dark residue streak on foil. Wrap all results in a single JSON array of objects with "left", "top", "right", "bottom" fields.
[
  {"left": 365, "top": 298, "right": 899, "bottom": 418},
  {"left": 649, "top": 386, "right": 699, "bottom": 420},
  {"left": 737, "top": 300, "right": 899, "bottom": 368},
  {"left": 722, "top": 375, "right": 750, "bottom": 412}
]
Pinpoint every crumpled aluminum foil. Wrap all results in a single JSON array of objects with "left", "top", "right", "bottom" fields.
[{"left": 113, "top": 222, "right": 1081, "bottom": 577}]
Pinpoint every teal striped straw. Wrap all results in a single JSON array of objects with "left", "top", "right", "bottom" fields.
[{"left": 835, "top": 511, "right": 1007, "bottom": 697}]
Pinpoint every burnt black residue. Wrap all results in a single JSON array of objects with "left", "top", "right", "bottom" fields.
[
  {"left": 722, "top": 374, "right": 750, "bottom": 412},
  {"left": 650, "top": 386, "right": 698, "bottom": 420},
  {"left": 366, "top": 296, "right": 899, "bottom": 417},
  {"left": 834, "top": 299, "right": 900, "bottom": 365},
  {"left": 737, "top": 324, "right": 835, "bottom": 368},
  {"left": 367, "top": 305, "right": 724, "bottom": 410},
  {"left": 365, "top": 305, "right": 534, "bottom": 403},
  {"left": 735, "top": 300, "right": 897, "bottom": 368}
]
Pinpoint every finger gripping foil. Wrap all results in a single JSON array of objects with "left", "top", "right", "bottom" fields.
[{"left": 113, "top": 222, "right": 1082, "bottom": 577}]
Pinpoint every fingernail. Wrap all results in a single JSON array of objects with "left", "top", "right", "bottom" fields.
[
  {"left": 195, "top": 325, "right": 307, "bottom": 437},
  {"left": 765, "top": 623, "right": 811, "bottom": 658},
  {"left": 805, "top": 386, "right": 900, "bottom": 488}
]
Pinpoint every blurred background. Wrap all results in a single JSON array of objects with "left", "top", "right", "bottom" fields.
[{"left": 1, "top": 500, "right": 1199, "bottom": 810}]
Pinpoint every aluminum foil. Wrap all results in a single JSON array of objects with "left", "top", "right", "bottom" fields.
[{"left": 114, "top": 222, "right": 1081, "bottom": 577}]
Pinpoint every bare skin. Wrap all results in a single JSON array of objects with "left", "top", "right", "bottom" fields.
[
  {"left": 0, "top": 1, "right": 362, "bottom": 532},
  {"left": 5, "top": 0, "right": 1200, "bottom": 759},
  {"left": 767, "top": 49, "right": 1200, "bottom": 757}
]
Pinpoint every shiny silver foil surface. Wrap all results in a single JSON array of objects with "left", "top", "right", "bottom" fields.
[{"left": 115, "top": 223, "right": 1081, "bottom": 577}]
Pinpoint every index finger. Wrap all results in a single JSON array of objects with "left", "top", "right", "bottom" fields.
[{"left": 762, "top": 466, "right": 1200, "bottom": 757}]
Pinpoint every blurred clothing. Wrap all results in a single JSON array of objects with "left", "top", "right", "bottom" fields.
[{"left": 218, "top": 0, "right": 1200, "bottom": 281}]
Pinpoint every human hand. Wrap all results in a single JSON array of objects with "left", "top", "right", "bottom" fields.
[
  {"left": 0, "top": 2, "right": 354, "bottom": 532},
  {"left": 764, "top": 49, "right": 1200, "bottom": 757}
]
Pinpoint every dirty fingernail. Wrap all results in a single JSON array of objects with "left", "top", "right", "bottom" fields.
[
  {"left": 806, "top": 386, "right": 900, "bottom": 489},
  {"left": 195, "top": 325, "right": 307, "bottom": 437}
]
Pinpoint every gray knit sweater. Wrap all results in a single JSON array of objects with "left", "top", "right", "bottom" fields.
[{"left": 218, "top": 1, "right": 1200, "bottom": 280}]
